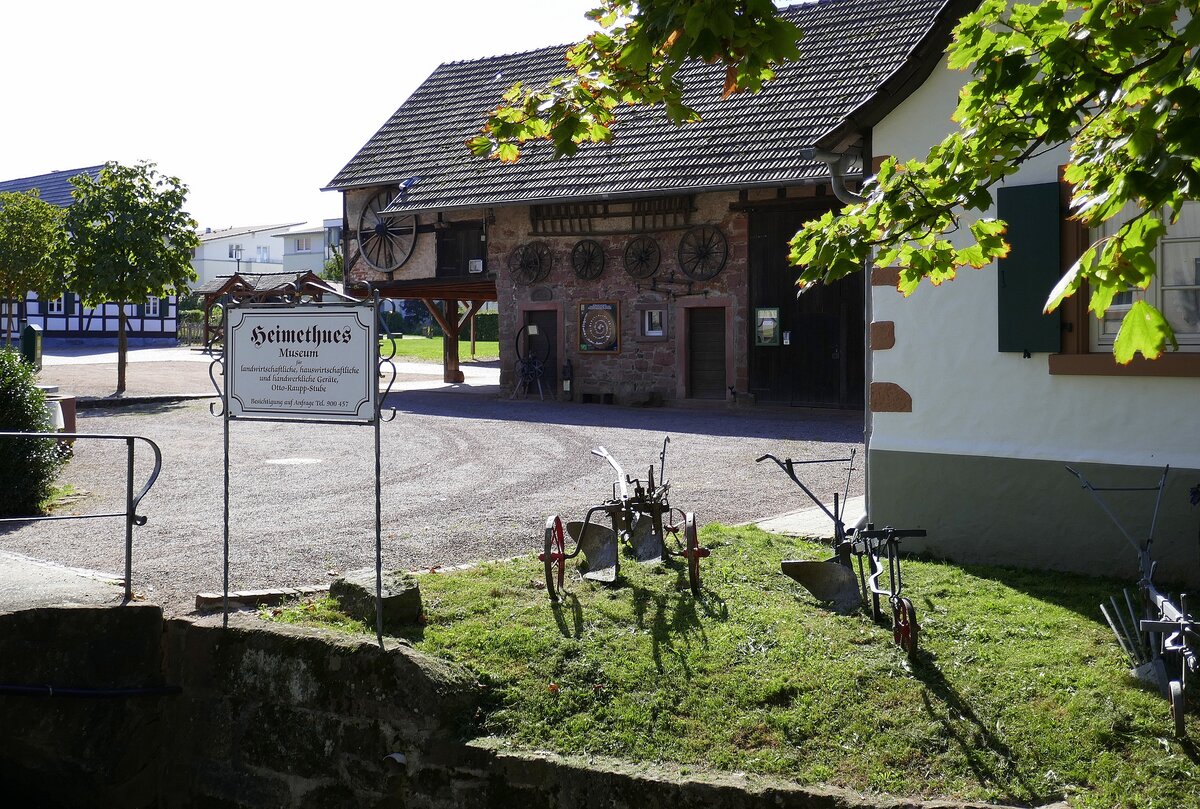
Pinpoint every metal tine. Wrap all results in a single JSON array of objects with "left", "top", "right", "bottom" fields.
[
  {"left": 1109, "top": 594, "right": 1145, "bottom": 664},
  {"left": 1101, "top": 603, "right": 1140, "bottom": 667},
  {"left": 1123, "top": 588, "right": 1151, "bottom": 661}
]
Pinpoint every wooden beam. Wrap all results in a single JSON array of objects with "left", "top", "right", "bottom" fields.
[
  {"left": 420, "top": 297, "right": 452, "bottom": 335},
  {"left": 457, "top": 299, "right": 485, "bottom": 332},
  {"left": 442, "top": 299, "right": 464, "bottom": 383}
]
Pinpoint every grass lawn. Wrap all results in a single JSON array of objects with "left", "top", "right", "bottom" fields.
[
  {"left": 380, "top": 336, "right": 498, "bottom": 362},
  {"left": 263, "top": 525, "right": 1200, "bottom": 807}
]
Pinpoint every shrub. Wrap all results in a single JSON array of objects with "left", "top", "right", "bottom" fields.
[
  {"left": 459, "top": 312, "right": 498, "bottom": 342},
  {"left": 179, "top": 309, "right": 205, "bottom": 324},
  {"left": 0, "top": 349, "right": 67, "bottom": 516}
]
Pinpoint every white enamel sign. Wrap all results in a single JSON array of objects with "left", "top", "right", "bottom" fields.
[{"left": 226, "top": 303, "right": 376, "bottom": 422}]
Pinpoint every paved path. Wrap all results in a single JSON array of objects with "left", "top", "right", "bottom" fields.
[{"left": 5, "top": 348, "right": 863, "bottom": 616}]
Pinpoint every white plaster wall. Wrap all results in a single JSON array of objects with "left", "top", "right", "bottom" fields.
[{"left": 870, "top": 63, "right": 1200, "bottom": 470}]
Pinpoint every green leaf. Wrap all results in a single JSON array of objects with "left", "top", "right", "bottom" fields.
[{"left": 1112, "top": 300, "right": 1177, "bottom": 363}]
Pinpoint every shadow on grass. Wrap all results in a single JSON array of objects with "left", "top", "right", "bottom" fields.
[
  {"left": 551, "top": 592, "right": 584, "bottom": 639},
  {"left": 912, "top": 653, "right": 1053, "bottom": 806},
  {"left": 627, "top": 563, "right": 727, "bottom": 677}
]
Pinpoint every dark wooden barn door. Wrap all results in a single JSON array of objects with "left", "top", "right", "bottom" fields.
[
  {"left": 687, "top": 307, "right": 726, "bottom": 399},
  {"left": 748, "top": 206, "right": 864, "bottom": 408}
]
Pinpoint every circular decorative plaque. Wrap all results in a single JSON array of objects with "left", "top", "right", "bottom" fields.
[{"left": 580, "top": 304, "right": 619, "bottom": 352}]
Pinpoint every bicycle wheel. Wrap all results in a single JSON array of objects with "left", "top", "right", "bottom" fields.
[{"left": 540, "top": 515, "right": 566, "bottom": 599}]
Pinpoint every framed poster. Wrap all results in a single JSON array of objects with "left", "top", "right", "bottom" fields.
[
  {"left": 579, "top": 300, "right": 621, "bottom": 353},
  {"left": 755, "top": 307, "right": 780, "bottom": 346}
]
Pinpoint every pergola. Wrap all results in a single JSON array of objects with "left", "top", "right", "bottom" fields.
[{"left": 193, "top": 271, "right": 342, "bottom": 350}]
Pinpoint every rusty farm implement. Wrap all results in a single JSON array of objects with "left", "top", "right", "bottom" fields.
[
  {"left": 757, "top": 451, "right": 926, "bottom": 657},
  {"left": 540, "top": 438, "right": 709, "bottom": 600}
]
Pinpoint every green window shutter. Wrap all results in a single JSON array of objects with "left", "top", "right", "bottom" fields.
[
  {"left": 65, "top": 293, "right": 75, "bottom": 315},
  {"left": 997, "top": 183, "right": 1062, "bottom": 353}
]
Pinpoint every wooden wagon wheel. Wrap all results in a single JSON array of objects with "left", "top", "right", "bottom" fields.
[
  {"left": 623, "top": 235, "right": 660, "bottom": 279},
  {"left": 508, "top": 241, "right": 552, "bottom": 285},
  {"left": 571, "top": 239, "right": 605, "bottom": 280},
  {"left": 677, "top": 225, "right": 727, "bottom": 281},
  {"left": 357, "top": 189, "right": 417, "bottom": 273}
]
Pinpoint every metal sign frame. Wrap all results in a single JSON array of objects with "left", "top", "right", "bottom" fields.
[{"left": 210, "top": 288, "right": 398, "bottom": 647}]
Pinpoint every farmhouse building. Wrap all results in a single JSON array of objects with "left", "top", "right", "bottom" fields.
[{"left": 325, "top": 0, "right": 962, "bottom": 406}]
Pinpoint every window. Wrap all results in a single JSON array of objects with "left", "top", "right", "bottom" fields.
[
  {"left": 635, "top": 303, "right": 668, "bottom": 341},
  {"left": 257, "top": 245, "right": 271, "bottom": 262},
  {"left": 295, "top": 237, "right": 312, "bottom": 253},
  {"left": 145, "top": 297, "right": 160, "bottom": 317},
  {"left": 228, "top": 243, "right": 243, "bottom": 259},
  {"left": 1092, "top": 203, "right": 1200, "bottom": 352},
  {"left": 46, "top": 295, "right": 65, "bottom": 315}
]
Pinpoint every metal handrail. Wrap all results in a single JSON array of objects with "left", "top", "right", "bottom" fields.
[{"left": 0, "top": 432, "right": 163, "bottom": 601}]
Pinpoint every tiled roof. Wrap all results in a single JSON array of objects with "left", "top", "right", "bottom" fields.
[
  {"left": 0, "top": 165, "right": 104, "bottom": 208},
  {"left": 192, "top": 271, "right": 334, "bottom": 295},
  {"left": 198, "top": 223, "right": 305, "bottom": 242},
  {"left": 326, "top": 0, "right": 958, "bottom": 213}
]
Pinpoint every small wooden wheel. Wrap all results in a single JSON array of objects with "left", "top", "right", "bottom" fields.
[
  {"left": 357, "top": 190, "right": 417, "bottom": 273},
  {"left": 892, "top": 597, "right": 919, "bottom": 658},
  {"left": 683, "top": 512, "right": 709, "bottom": 597},
  {"left": 1170, "top": 679, "right": 1187, "bottom": 738},
  {"left": 571, "top": 239, "right": 605, "bottom": 280},
  {"left": 540, "top": 515, "right": 567, "bottom": 599},
  {"left": 508, "top": 242, "right": 552, "bottom": 284},
  {"left": 678, "top": 225, "right": 727, "bottom": 281},
  {"left": 623, "top": 235, "right": 660, "bottom": 279}
]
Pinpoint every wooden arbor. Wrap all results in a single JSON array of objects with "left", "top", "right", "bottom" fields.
[
  {"left": 365, "top": 277, "right": 498, "bottom": 383},
  {"left": 194, "top": 271, "right": 342, "bottom": 350}
]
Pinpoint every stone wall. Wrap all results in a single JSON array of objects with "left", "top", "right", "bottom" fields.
[
  {"left": 0, "top": 605, "right": 1044, "bottom": 809},
  {"left": 490, "top": 191, "right": 750, "bottom": 404}
]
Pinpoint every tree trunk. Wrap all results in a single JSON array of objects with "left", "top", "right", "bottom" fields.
[{"left": 117, "top": 304, "right": 127, "bottom": 394}]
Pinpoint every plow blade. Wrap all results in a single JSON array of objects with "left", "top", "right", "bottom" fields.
[
  {"left": 781, "top": 559, "right": 861, "bottom": 613},
  {"left": 627, "top": 514, "right": 665, "bottom": 563},
  {"left": 567, "top": 521, "right": 618, "bottom": 583}
]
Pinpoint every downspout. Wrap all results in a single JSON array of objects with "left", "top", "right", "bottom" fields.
[{"left": 801, "top": 145, "right": 872, "bottom": 528}]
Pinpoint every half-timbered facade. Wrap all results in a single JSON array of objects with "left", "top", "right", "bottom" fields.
[{"left": 0, "top": 166, "right": 179, "bottom": 344}]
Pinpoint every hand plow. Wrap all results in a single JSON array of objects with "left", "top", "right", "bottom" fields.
[
  {"left": 1067, "top": 464, "right": 1198, "bottom": 737},
  {"left": 540, "top": 438, "right": 709, "bottom": 600},
  {"left": 757, "top": 451, "right": 926, "bottom": 657}
]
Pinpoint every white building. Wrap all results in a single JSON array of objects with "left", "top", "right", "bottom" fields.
[
  {"left": 275, "top": 218, "right": 344, "bottom": 274},
  {"left": 191, "top": 223, "right": 302, "bottom": 288}
]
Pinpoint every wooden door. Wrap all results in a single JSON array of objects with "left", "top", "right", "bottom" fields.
[
  {"left": 687, "top": 307, "right": 726, "bottom": 399},
  {"left": 748, "top": 206, "right": 864, "bottom": 408}
]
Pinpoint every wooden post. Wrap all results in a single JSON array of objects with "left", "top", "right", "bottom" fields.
[
  {"left": 470, "top": 312, "right": 477, "bottom": 359},
  {"left": 442, "top": 299, "right": 464, "bottom": 383}
]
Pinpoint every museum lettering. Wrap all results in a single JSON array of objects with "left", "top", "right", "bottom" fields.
[{"left": 249, "top": 324, "right": 355, "bottom": 349}]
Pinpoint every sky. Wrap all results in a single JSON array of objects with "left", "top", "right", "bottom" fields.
[{"left": 3, "top": 0, "right": 599, "bottom": 231}]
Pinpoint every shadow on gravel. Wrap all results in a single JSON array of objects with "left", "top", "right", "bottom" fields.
[{"left": 386, "top": 391, "right": 863, "bottom": 442}]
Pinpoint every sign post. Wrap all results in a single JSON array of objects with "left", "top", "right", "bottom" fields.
[{"left": 211, "top": 292, "right": 396, "bottom": 647}]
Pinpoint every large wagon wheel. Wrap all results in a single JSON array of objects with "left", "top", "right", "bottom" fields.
[
  {"left": 357, "top": 189, "right": 417, "bottom": 273},
  {"left": 571, "top": 239, "right": 605, "bottom": 280},
  {"left": 540, "top": 515, "right": 567, "bottom": 599},
  {"left": 677, "top": 225, "right": 727, "bottom": 281},
  {"left": 508, "top": 241, "right": 552, "bottom": 285},
  {"left": 623, "top": 235, "right": 661, "bottom": 279}
]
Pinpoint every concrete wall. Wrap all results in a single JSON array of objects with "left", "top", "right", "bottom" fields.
[{"left": 868, "top": 57, "right": 1200, "bottom": 583}]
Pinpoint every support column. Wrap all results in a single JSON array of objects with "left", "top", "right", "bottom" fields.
[{"left": 442, "top": 299, "right": 464, "bottom": 383}]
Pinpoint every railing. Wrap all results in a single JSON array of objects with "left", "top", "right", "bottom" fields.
[{"left": 0, "top": 432, "right": 163, "bottom": 601}]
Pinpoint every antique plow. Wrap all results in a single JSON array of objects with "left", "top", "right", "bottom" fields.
[
  {"left": 1067, "top": 465, "right": 1198, "bottom": 737},
  {"left": 757, "top": 451, "right": 926, "bottom": 657},
  {"left": 541, "top": 438, "right": 708, "bottom": 600}
]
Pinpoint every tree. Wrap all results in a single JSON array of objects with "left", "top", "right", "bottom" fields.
[
  {"left": 321, "top": 245, "right": 344, "bottom": 282},
  {"left": 0, "top": 190, "right": 70, "bottom": 345},
  {"left": 479, "top": 0, "right": 1198, "bottom": 363},
  {"left": 67, "top": 161, "right": 200, "bottom": 392}
]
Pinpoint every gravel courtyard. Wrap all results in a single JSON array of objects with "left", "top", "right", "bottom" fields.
[{"left": 3, "top": 391, "right": 864, "bottom": 616}]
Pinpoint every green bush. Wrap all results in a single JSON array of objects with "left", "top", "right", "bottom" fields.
[
  {"left": 459, "top": 312, "right": 498, "bottom": 342},
  {"left": 179, "top": 309, "right": 205, "bottom": 324},
  {"left": 0, "top": 350, "right": 67, "bottom": 516}
]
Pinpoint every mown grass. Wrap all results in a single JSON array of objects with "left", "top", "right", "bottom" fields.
[
  {"left": 379, "top": 336, "right": 498, "bottom": 362},
  {"left": 263, "top": 524, "right": 1200, "bottom": 807}
]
